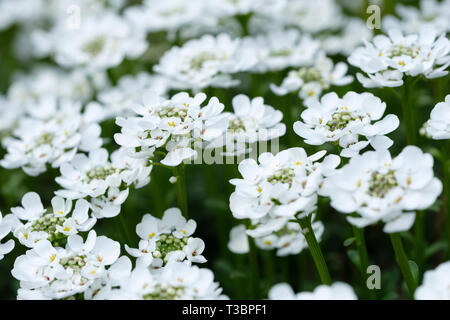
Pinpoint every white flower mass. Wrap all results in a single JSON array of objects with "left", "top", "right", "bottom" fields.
[{"left": 0, "top": 0, "right": 448, "bottom": 302}]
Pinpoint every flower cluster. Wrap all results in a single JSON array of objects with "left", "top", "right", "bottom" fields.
[
  {"left": 415, "top": 260, "right": 450, "bottom": 300},
  {"left": 55, "top": 148, "right": 152, "bottom": 219},
  {"left": 423, "top": 94, "right": 450, "bottom": 140},
  {"left": 6, "top": 192, "right": 96, "bottom": 248},
  {"left": 125, "top": 208, "right": 206, "bottom": 267},
  {"left": 294, "top": 91, "right": 399, "bottom": 157},
  {"left": 115, "top": 92, "right": 229, "bottom": 166},
  {"left": 271, "top": 52, "right": 353, "bottom": 100},
  {"left": 0, "top": 98, "right": 102, "bottom": 176},
  {"left": 11, "top": 230, "right": 120, "bottom": 299},
  {"left": 349, "top": 29, "right": 450, "bottom": 88},
  {"left": 268, "top": 282, "right": 357, "bottom": 300},
  {"left": 322, "top": 146, "right": 442, "bottom": 232}
]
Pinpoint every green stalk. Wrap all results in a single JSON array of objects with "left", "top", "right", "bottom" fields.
[
  {"left": 390, "top": 233, "right": 417, "bottom": 298},
  {"left": 414, "top": 211, "right": 425, "bottom": 277},
  {"left": 401, "top": 78, "right": 418, "bottom": 146},
  {"left": 248, "top": 238, "right": 261, "bottom": 299},
  {"left": 172, "top": 164, "right": 189, "bottom": 219},
  {"left": 352, "top": 226, "right": 377, "bottom": 299},
  {"left": 297, "top": 216, "right": 332, "bottom": 285},
  {"left": 441, "top": 141, "right": 450, "bottom": 258}
]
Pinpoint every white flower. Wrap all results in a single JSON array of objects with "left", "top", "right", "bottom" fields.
[
  {"left": 0, "top": 212, "right": 15, "bottom": 260},
  {"left": 243, "top": 29, "right": 319, "bottom": 73},
  {"left": 34, "top": 12, "right": 147, "bottom": 71},
  {"left": 8, "top": 192, "right": 96, "bottom": 248},
  {"left": 269, "top": 282, "right": 357, "bottom": 300},
  {"left": 114, "top": 91, "right": 229, "bottom": 167},
  {"left": 0, "top": 97, "right": 102, "bottom": 176},
  {"left": 124, "top": 0, "right": 205, "bottom": 33},
  {"left": 320, "top": 18, "right": 373, "bottom": 56},
  {"left": 258, "top": 0, "right": 343, "bottom": 34},
  {"left": 55, "top": 148, "right": 151, "bottom": 219},
  {"left": 97, "top": 72, "right": 170, "bottom": 119},
  {"left": 383, "top": 0, "right": 450, "bottom": 35},
  {"left": 210, "top": 94, "right": 286, "bottom": 156},
  {"left": 425, "top": 94, "right": 450, "bottom": 140},
  {"left": 255, "top": 217, "right": 324, "bottom": 257},
  {"left": 294, "top": 92, "right": 400, "bottom": 158},
  {"left": 230, "top": 148, "right": 340, "bottom": 222},
  {"left": 108, "top": 262, "right": 226, "bottom": 300},
  {"left": 415, "top": 261, "right": 450, "bottom": 300},
  {"left": 11, "top": 230, "right": 120, "bottom": 299},
  {"left": 7, "top": 66, "right": 107, "bottom": 105},
  {"left": 271, "top": 52, "right": 353, "bottom": 100},
  {"left": 348, "top": 29, "right": 450, "bottom": 88},
  {"left": 322, "top": 146, "right": 443, "bottom": 232},
  {"left": 125, "top": 208, "right": 205, "bottom": 267},
  {"left": 154, "top": 34, "right": 256, "bottom": 90},
  {"left": 227, "top": 224, "right": 249, "bottom": 254}
]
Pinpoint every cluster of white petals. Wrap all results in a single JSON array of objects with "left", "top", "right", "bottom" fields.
[
  {"left": 322, "top": 146, "right": 442, "bottom": 232},
  {"left": 5, "top": 192, "right": 96, "bottom": 248},
  {"left": 0, "top": 98, "right": 102, "bottom": 176},
  {"left": 55, "top": 148, "right": 152, "bottom": 219},
  {"left": 11, "top": 230, "right": 120, "bottom": 299},
  {"left": 269, "top": 282, "right": 357, "bottom": 300},
  {"left": 424, "top": 94, "right": 450, "bottom": 140},
  {"left": 294, "top": 91, "right": 399, "bottom": 157},
  {"left": 349, "top": 29, "right": 450, "bottom": 88},
  {"left": 415, "top": 260, "right": 450, "bottom": 300},
  {"left": 271, "top": 52, "right": 353, "bottom": 100},
  {"left": 125, "top": 208, "right": 206, "bottom": 267},
  {"left": 115, "top": 92, "right": 229, "bottom": 167}
]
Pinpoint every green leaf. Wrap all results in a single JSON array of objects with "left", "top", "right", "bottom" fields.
[
  {"left": 347, "top": 249, "right": 360, "bottom": 269},
  {"left": 408, "top": 260, "right": 419, "bottom": 282},
  {"left": 343, "top": 237, "right": 356, "bottom": 247},
  {"left": 425, "top": 241, "right": 448, "bottom": 258}
]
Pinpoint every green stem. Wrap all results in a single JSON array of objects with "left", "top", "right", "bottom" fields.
[
  {"left": 401, "top": 78, "right": 418, "bottom": 146},
  {"left": 297, "top": 216, "right": 332, "bottom": 285},
  {"left": 352, "top": 226, "right": 377, "bottom": 299},
  {"left": 173, "top": 164, "right": 189, "bottom": 219},
  {"left": 441, "top": 141, "right": 450, "bottom": 259},
  {"left": 390, "top": 233, "right": 417, "bottom": 298},
  {"left": 248, "top": 238, "right": 260, "bottom": 299},
  {"left": 414, "top": 211, "right": 425, "bottom": 277}
]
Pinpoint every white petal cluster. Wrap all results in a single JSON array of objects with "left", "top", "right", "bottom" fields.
[
  {"left": 125, "top": 208, "right": 206, "bottom": 267},
  {"left": 154, "top": 34, "right": 257, "bottom": 90},
  {"left": 6, "top": 192, "right": 96, "bottom": 248},
  {"left": 269, "top": 282, "right": 357, "bottom": 300},
  {"left": 424, "top": 94, "right": 450, "bottom": 140},
  {"left": 229, "top": 148, "right": 338, "bottom": 255},
  {"left": 271, "top": 52, "right": 353, "bottom": 100},
  {"left": 209, "top": 94, "right": 286, "bottom": 156},
  {"left": 383, "top": 0, "right": 450, "bottom": 35},
  {"left": 349, "top": 29, "right": 450, "bottom": 88},
  {"left": 243, "top": 29, "right": 320, "bottom": 73},
  {"left": 230, "top": 148, "right": 339, "bottom": 221},
  {"left": 33, "top": 13, "right": 147, "bottom": 72},
  {"left": 115, "top": 92, "right": 229, "bottom": 167},
  {"left": 97, "top": 72, "right": 170, "bottom": 119},
  {"left": 294, "top": 92, "right": 399, "bottom": 158},
  {"left": 415, "top": 260, "right": 450, "bottom": 300},
  {"left": 0, "top": 98, "right": 102, "bottom": 176},
  {"left": 322, "top": 146, "right": 443, "bottom": 232},
  {"left": 0, "top": 212, "right": 15, "bottom": 260},
  {"left": 11, "top": 230, "right": 120, "bottom": 299},
  {"left": 108, "top": 262, "right": 226, "bottom": 300},
  {"left": 55, "top": 148, "right": 152, "bottom": 219}
]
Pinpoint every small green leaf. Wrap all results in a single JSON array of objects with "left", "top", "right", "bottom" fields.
[
  {"left": 408, "top": 260, "right": 419, "bottom": 282},
  {"left": 343, "top": 237, "right": 356, "bottom": 247},
  {"left": 347, "top": 249, "right": 360, "bottom": 269},
  {"left": 425, "top": 241, "right": 448, "bottom": 258}
]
